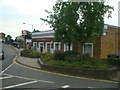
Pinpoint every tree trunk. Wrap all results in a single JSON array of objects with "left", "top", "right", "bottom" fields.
[{"left": 80, "top": 42, "right": 84, "bottom": 61}]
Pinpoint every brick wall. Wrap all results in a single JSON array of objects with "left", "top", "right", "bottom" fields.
[
  {"left": 118, "top": 28, "right": 120, "bottom": 51},
  {"left": 93, "top": 38, "right": 101, "bottom": 58},
  {"left": 100, "top": 26, "right": 119, "bottom": 58},
  {"left": 32, "top": 25, "right": 120, "bottom": 58}
]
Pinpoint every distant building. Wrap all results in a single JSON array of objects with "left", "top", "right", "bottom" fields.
[
  {"left": 32, "top": 24, "right": 120, "bottom": 58},
  {"left": 0, "top": 33, "right": 6, "bottom": 42},
  {"left": 22, "top": 30, "right": 30, "bottom": 35},
  {"left": 15, "top": 35, "right": 24, "bottom": 48},
  {"left": 16, "top": 36, "right": 24, "bottom": 42}
]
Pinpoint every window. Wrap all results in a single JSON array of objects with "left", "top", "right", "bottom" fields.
[
  {"left": 33, "top": 42, "right": 37, "bottom": 50},
  {"left": 64, "top": 44, "right": 72, "bottom": 52},
  {"left": 54, "top": 42, "right": 61, "bottom": 51},
  {"left": 83, "top": 43, "right": 93, "bottom": 57},
  {"left": 46, "top": 42, "right": 51, "bottom": 53}
]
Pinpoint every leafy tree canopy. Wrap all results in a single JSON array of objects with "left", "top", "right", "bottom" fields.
[{"left": 40, "top": 1, "right": 114, "bottom": 52}]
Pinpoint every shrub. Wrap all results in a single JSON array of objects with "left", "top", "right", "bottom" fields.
[
  {"left": 76, "top": 53, "right": 92, "bottom": 61},
  {"left": 106, "top": 58, "right": 120, "bottom": 67},
  {"left": 107, "top": 54, "right": 117, "bottom": 58},
  {"left": 21, "top": 49, "right": 32, "bottom": 57},
  {"left": 41, "top": 53, "right": 53, "bottom": 62},
  {"left": 21, "top": 49, "right": 42, "bottom": 58},
  {"left": 53, "top": 51, "right": 65, "bottom": 60},
  {"left": 64, "top": 51, "right": 79, "bottom": 56},
  {"left": 64, "top": 55, "right": 80, "bottom": 62},
  {"left": 30, "top": 50, "right": 42, "bottom": 58}
]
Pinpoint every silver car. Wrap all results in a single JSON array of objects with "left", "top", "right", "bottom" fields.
[{"left": 0, "top": 50, "right": 4, "bottom": 60}]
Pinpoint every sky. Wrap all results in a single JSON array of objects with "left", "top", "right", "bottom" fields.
[{"left": 0, "top": 0, "right": 119, "bottom": 39}]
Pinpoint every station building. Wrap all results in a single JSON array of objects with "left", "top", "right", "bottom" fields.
[{"left": 32, "top": 24, "right": 120, "bottom": 58}]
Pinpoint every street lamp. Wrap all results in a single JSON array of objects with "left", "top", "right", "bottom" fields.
[
  {"left": 23, "top": 22, "right": 34, "bottom": 49},
  {"left": 23, "top": 22, "right": 34, "bottom": 31}
]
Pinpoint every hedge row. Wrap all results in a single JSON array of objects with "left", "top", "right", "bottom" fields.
[
  {"left": 21, "top": 50, "right": 120, "bottom": 69},
  {"left": 21, "top": 49, "right": 42, "bottom": 58}
]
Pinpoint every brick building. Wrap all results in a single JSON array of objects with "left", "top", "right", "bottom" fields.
[{"left": 32, "top": 24, "right": 120, "bottom": 58}]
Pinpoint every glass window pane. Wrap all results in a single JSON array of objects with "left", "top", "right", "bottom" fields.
[{"left": 84, "top": 44, "right": 92, "bottom": 57}]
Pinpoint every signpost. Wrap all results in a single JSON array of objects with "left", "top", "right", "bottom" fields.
[{"left": 22, "top": 30, "right": 28, "bottom": 49}]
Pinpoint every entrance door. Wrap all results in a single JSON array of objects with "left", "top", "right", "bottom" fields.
[{"left": 39, "top": 42, "right": 44, "bottom": 52}]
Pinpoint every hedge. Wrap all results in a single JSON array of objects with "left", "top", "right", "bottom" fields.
[{"left": 21, "top": 49, "right": 42, "bottom": 58}]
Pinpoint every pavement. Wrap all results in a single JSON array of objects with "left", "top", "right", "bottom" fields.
[
  {"left": 15, "top": 48, "right": 120, "bottom": 82},
  {"left": 15, "top": 49, "right": 41, "bottom": 69}
]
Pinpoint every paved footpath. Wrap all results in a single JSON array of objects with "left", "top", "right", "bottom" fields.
[{"left": 16, "top": 56, "right": 41, "bottom": 69}]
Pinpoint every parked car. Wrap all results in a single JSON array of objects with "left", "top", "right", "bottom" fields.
[{"left": 0, "top": 50, "right": 4, "bottom": 60}]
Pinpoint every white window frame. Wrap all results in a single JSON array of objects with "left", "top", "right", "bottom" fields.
[
  {"left": 45, "top": 42, "right": 51, "bottom": 53},
  {"left": 83, "top": 43, "right": 93, "bottom": 57},
  {"left": 64, "top": 43, "right": 73, "bottom": 52},
  {"left": 33, "top": 42, "right": 37, "bottom": 47},
  {"left": 54, "top": 42, "right": 61, "bottom": 51}
]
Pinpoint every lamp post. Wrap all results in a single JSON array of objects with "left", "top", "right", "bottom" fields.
[
  {"left": 23, "top": 22, "right": 34, "bottom": 50},
  {"left": 23, "top": 22, "right": 34, "bottom": 31}
]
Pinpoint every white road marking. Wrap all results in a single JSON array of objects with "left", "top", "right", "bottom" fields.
[
  {"left": 0, "top": 76, "right": 13, "bottom": 80},
  {"left": 62, "top": 85, "right": 70, "bottom": 88},
  {"left": 0, "top": 63, "right": 14, "bottom": 75},
  {"left": 3, "top": 81, "right": 37, "bottom": 89},
  {"left": 88, "top": 86, "right": 95, "bottom": 88},
  {"left": 3, "top": 73, "right": 54, "bottom": 83}
]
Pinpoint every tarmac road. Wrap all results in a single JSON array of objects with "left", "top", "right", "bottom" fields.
[
  {"left": 2, "top": 43, "right": 17, "bottom": 70},
  {"left": 0, "top": 44, "right": 119, "bottom": 90}
]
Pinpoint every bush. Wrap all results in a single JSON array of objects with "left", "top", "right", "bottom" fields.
[
  {"left": 53, "top": 51, "right": 65, "bottom": 60},
  {"left": 106, "top": 58, "right": 120, "bottom": 67},
  {"left": 75, "top": 53, "right": 92, "bottom": 61},
  {"left": 40, "top": 51, "right": 113, "bottom": 69},
  {"left": 21, "top": 49, "right": 42, "bottom": 58},
  {"left": 40, "top": 53, "right": 53, "bottom": 62},
  {"left": 30, "top": 50, "right": 42, "bottom": 58},
  {"left": 64, "top": 51, "right": 79, "bottom": 56},
  {"left": 21, "top": 49, "right": 32, "bottom": 57},
  {"left": 53, "top": 51, "right": 92, "bottom": 61},
  {"left": 107, "top": 54, "right": 117, "bottom": 58},
  {"left": 64, "top": 54, "right": 80, "bottom": 62},
  {"left": 42, "top": 56, "right": 113, "bottom": 69}
]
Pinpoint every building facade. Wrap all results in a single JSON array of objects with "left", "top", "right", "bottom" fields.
[{"left": 32, "top": 24, "right": 120, "bottom": 58}]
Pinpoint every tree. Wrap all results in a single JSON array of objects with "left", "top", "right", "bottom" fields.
[
  {"left": 40, "top": 1, "right": 113, "bottom": 59},
  {"left": 26, "top": 32, "right": 31, "bottom": 39},
  {"left": 6, "top": 35, "right": 13, "bottom": 44},
  {"left": 32, "top": 28, "right": 40, "bottom": 33},
  {"left": 41, "top": 3, "right": 74, "bottom": 51}
]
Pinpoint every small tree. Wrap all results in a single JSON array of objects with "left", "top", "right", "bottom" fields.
[
  {"left": 40, "top": 1, "right": 114, "bottom": 60},
  {"left": 32, "top": 28, "right": 40, "bottom": 33},
  {"left": 6, "top": 35, "right": 13, "bottom": 44}
]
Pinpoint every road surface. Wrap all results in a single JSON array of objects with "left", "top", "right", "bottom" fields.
[{"left": 1, "top": 44, "right": 119, "bottom": 90}]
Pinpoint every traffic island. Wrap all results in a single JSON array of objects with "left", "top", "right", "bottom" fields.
[{"left": 38, "top": 58, "right": 118, "bottom": 80}]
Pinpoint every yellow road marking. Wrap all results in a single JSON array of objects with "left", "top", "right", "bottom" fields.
[{"left": 13, "top": 56, "right": 119, "bottom": 84}]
